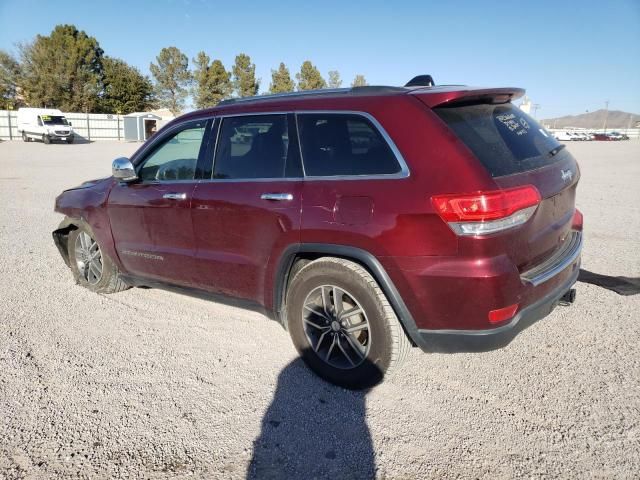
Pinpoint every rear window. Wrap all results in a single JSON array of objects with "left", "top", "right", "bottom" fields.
[
  {"left": 435, "top": 103, "right": 563, "bottom": 177},
  {"left": 297, "top": 113, "right": 401, "bottom": 177}
]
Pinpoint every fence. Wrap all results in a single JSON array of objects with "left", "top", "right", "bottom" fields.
[
  {"left": 1, "top": 110, "right": 127, "bottom": 141},
  {"left": 2, "top": 109, "right": 638, "bottom": 141},
  {"left": 548, "top": 128, "right": 640, "bottom": 140}
]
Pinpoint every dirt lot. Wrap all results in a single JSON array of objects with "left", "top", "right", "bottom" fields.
[{"left": 1, "top": 139, "right": 639, "bottom": 479}]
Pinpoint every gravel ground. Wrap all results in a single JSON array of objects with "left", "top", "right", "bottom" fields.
[{"left": 0, "top": 139, "right": 639, "bottom": 479}]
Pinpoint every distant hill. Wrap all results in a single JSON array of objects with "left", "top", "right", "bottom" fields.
[{"left": 541, "top": 109, "right": 640, "bottom": 129}]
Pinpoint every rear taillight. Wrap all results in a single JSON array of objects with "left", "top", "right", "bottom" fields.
[{"left": 432, "top": 185, "right": 541, "bottom": 236}]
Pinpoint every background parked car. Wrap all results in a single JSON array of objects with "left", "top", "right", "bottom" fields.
[
  {"left": 570, "top": 132, "right": 585, "bottom": 141},
  {"left": 574, "top": 132, "right": 593, "bottom": 141},
  {"left": 593, "top": 133, "right": 615, "bottom": 141},
  {"left": 17, "top": 107, "right": 75, "bottom": 144},
  {"left": 554, "top": 131, "right": 573, "bottom": 141},
  {"left": 608, "top": 132, "right": 627, "bottom": 140}
]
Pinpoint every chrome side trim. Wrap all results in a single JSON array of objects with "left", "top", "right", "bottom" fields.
[
  {"left": 521, "top": 230, "right": 582, "bottom": 287},
  {"left": 203, "top": 177, "right": 303, "bottom": 183},
  {"left": 202, "top": 110, "right": 411, "bottom": 182}
]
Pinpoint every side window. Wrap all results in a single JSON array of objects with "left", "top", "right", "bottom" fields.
[
  {"left": 138, "top": 123, "right": 206, "bottom": 182},
  {"left": 297, "top": 113, "right": 401, "bottom": 177},
  {"left": 213, "top": 115, "right": 290, "bottom": 179}
]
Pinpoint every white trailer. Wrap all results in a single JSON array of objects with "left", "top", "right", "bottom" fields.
[{"left": 17, "top": 108, "right": 75, "bottom": 144}]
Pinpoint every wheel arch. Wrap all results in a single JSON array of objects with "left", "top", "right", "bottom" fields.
[
  {"left": 52, "top": 217, "right": 82, "bottom": 267},
  {"left": 52, "top": 217, "right": 105, "bottom": 267},
  {"left": 273, "top": 243, "right": 426, "bottom": 349}
]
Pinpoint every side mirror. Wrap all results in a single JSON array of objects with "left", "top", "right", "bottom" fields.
[
  {"left": 112, "top": 157, "right": 137, "bottom": 182},
  {"left": 68, "top": 122, "right": 72, "bottom": 126}
]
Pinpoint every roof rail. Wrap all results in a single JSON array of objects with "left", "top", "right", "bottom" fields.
[
  {"left": 218, "top": 89, "right": 349, "bottom": 106},
  {"left": 217, "top": 86, "right": 408, "bottom": 106}
]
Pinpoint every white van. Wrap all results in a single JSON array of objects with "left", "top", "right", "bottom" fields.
[
  {"left": 17, "top": 108, "right": 74, "bottom": 144},
  {"left": 553, "top": 130, "right": 573, "bottom": 141}
]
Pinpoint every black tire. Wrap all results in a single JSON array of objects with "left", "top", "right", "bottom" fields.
[
  {"left": 286, "top": 257, "right": 411, "bottom": 389},
  {"left": 67, "top": 136, "right": 74, "bottom": 144},
  {"left": 67, "top": 224, "right": 129, "bottom": 294},
  {"left": 42, "top": 134, "right": 50, "bottom": 144},
  {"left": 22, "top": 131, "right": 28, "bottom": 142}
]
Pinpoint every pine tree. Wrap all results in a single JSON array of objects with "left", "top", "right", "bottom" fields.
[
  {"left": 192, "top": 52, "right": 231, "bottom": 108},
  {"left": 327, "top": 70, "right": 342, "bottom": 89},
  {"left": 0, "top": 49, "right": 20, "bottom": 108},
  {"left": 18, "top": 24, "right": 104, "bottom": 111},
  {"left": 192, "top": 51, "right": 213, "bottom": 108},
  {"left": 232, "top": 53, "right": 259, "bottom": 97},
  {"left": 150, "top": 46, "right": 191, "bottom": 116},
  {"left": 296, "top": 61, "right": 326, "bottom": 91},
  {"left": 351, "top": 74, "right": 369, "bottom": 87},
  {"left": 208, "top": 59, "right": 232, "bottom": 105},
  {"left": 269, "top": 62, "right": 295, "bottom": 94},
  {"left": 98, "top": 57, "right": 155, "bottom": 114}
]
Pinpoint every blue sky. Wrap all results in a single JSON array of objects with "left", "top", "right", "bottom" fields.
[{"left": 1, "top": 0, "right": 638, "bottom": 118}]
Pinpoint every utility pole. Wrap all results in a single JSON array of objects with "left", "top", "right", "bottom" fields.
[
  {"left": 532, "top": 104, "right": 541, "bottom": 119},
  {"left": 603, "top": 100, "right": 609, "bottom": 133}
]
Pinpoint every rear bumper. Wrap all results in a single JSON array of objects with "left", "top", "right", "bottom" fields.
[
  {"left": 416, "top": 261, "right": 579, "bottom": 353},
  {"left": 379, "top": 229, "right": 582, "bottom": 352}
]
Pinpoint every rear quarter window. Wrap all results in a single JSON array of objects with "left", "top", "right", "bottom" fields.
[
  {"left": 435, "top": 103, "right": 564, "bottom": 177},
  {"left": 297, "top": 113, "right": 401, "bottom": 177}
]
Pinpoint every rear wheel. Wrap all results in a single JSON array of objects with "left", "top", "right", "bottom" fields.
[
  {"left": 68, "top": 225, "right": 129, "bottom": 294},
  {"left": 22, "top": 131, "right": 28, "bottom": 142},
  {"left": 286, "top": 257, "right": 411, "bottom": 389}
]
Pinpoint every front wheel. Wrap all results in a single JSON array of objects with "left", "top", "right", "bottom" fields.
[
  {"left": 42, "top": 134, "right": 50, "bottom": 144},
  {"left": 68, "top": 225, "right": 129, "bottom": 294},
  {"left": 286, "top": 257, "right": 411, "bottom": 389}
]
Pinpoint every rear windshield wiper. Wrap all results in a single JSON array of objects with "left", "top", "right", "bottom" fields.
[{"left": 548, "top": 144, "right": 566, "bottom": 157}]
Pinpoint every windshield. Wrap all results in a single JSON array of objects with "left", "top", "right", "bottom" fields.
[
  {"left": 435, "top": 103, "right": 563, "bottom": 177},
  {"left": 40, "top": 115, "right": 69, "bottom": 126}
]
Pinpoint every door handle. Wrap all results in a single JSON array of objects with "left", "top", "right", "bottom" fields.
[
  {"left": 260, "top": 193, "right": 294, "bottom": 201},
  {"left": 163, "top": 192, "right": 187, "bottom": 200}
]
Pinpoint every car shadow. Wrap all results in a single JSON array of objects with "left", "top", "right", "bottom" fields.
[
  {"left": 247, "top": 358, "right": 376, "bottom": 479},
  {"left": 64, "top": 135, "right": 92, "bottom": 144},
  {"left": 578, "top": 269, "right": 640, "bottom": 296}
]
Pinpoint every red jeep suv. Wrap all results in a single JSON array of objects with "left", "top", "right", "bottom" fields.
[{"left": 53, "top": 80, "right": 582, "bottom": 388}]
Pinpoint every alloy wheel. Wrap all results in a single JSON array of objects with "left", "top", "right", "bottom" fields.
[
  {"left": 74, "top": 232, "right": 103, "bottom": 285},
  {"left": 302, "top": 285, "right": 371, "bottom": 369}
]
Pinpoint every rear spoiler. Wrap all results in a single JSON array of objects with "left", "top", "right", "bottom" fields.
[{"left": 409, "top": 87, "right": 525, "bottom": 108}]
